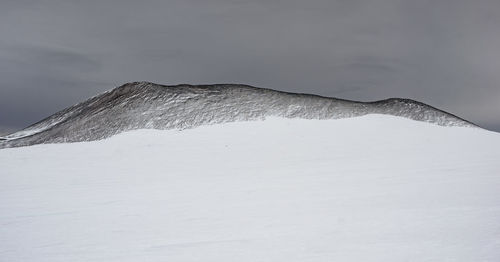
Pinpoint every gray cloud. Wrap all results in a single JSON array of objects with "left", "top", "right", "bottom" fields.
[{"left": 1, "top": 0, "right": 499, "bottom": 131}]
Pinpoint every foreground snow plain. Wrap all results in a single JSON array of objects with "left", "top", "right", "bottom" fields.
[{"left": 1, "top": 115, "right": 500, "bottom": 261}]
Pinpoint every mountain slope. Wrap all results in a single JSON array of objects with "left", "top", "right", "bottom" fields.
[
  {"left": 0, "top": 82, "right": 475, "bottom": 148},
  {"left": 0, "top": 116, "right": 499, "bottom": 261}
]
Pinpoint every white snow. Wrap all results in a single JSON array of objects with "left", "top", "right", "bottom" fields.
[{"left": 1, "top": 115, "right": 500, "bottom": 261}]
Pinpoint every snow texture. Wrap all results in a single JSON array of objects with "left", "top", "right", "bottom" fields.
[
  {"left": 1, "top": 115, "right": 499, "bottom": 261},
  {"left": 0, "top": 82, "right": 475, "bottom": 148}
]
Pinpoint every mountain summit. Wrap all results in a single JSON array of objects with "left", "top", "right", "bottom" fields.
[{"left": 0, "top": 82, "right": 475, "bottom": 148}]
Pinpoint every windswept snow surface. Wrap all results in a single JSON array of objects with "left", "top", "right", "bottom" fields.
[{"left": 1, "top": 115, "right": 499, "bottom": 261}]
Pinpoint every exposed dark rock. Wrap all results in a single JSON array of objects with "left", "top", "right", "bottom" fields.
[{"left": 0, "top": 82, "right": 476, "bottom": 148}]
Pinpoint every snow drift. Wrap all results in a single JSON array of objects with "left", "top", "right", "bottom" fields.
[
  {"left": 1, "top": 115, "right": 499, "bottom": 261},
  {"left": 0, "top": 82, "right": 475, "bottom": 148}
]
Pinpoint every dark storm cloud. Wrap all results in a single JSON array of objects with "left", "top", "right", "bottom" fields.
[
  {"left": 1, "top": 0, "right": 499, "bottom": 131},
  {"left": 0, "top": 44, "right": 109, "bottom": 129}
]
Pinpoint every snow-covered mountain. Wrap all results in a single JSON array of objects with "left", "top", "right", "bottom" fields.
[
  {"left": 0, "top": 82, "right": 475, "bottom": 148},
  {"left": 1, "top": 83, "right": 498, "bottom": 261}
]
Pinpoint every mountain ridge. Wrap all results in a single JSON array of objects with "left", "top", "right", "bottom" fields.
[{"left": 0, "top": 82, "right": 477, "bottom": 148}]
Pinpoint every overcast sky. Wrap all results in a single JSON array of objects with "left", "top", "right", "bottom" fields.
[{"left": 1, "top": 0, "right": 499, "bottom": 133}]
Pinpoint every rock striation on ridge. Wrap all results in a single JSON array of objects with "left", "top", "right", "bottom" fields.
[{"left": 0, "top": 82, "right": 476, "bottom": 148}]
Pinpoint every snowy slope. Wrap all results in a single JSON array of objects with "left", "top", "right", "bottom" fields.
[
  {"left": 0, "top": 82, "right": 475, "bottom": 148},
  {"left": 1, "top": 115, "right": 499, "bottom": 261}
]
